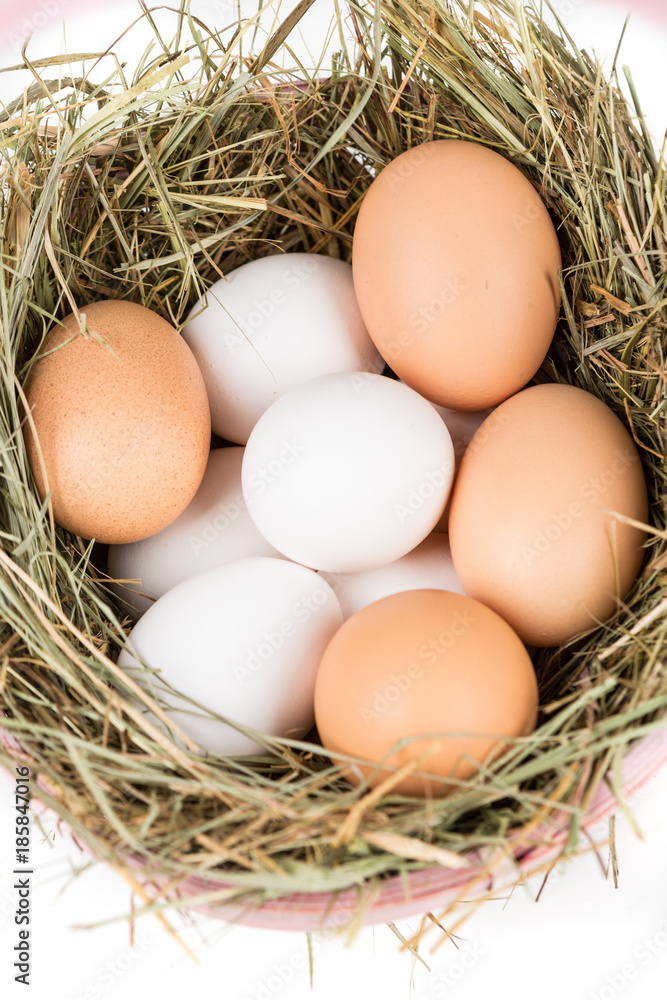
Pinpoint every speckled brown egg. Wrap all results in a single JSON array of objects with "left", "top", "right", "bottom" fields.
[
  {"left": 24, "top": 300, "right": 211, "bottom": 544},
  {"left": 352, "top": 140, "right": 562, "bottom": 410},
  {"left": 448, "top": 383, "right": 649, "bottom": 646},
  {"left": 314, "top": 589, "right": 538, "bottom": 797}
]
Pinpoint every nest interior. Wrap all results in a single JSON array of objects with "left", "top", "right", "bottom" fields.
[{"left": 0, "top": 0, "right": 666, "bottom": 920}]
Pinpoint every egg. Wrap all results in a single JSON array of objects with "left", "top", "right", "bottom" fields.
[
  {"left": 429, "top": 399, "right": 492, "bottom": 531},
  {"left": 320, "top": 533, "right": 464, "bottom": 620},
  {"left": 182, "top": 253, "right": 382, "bottom": 443},
  {"left": 117, "top": 557, "right": 343, "bottom": 756},
  {"left": 24, "top": 300, "right": 210, "bottom": 544},
  {"left": 108, "top": 447, "right": 284, "bottom": 618},
  {"left": 242, "top": 372, "right": 455, "bottom": 573},
  {"left": 314, "top": 590, "right": 538, "bottom": 796},
  {"left": 432, "top": 403, "right": 494, "bottom": 468},
  {"left": 398, "top": 379, "right": 491, "bottom": 464},
  {"left": 352, "top": 140, "right": 562, "bottom": 410},
  {"left": 449, "top": 384, "right": 649, "bottom": 646}
]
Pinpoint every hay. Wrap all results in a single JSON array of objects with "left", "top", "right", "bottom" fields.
[{"left": 0, "top": 0, "right": 666, "bottom": 925}]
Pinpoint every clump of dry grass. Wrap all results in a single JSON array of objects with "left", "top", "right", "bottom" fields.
[{"left": 0, "top": 0, "right": 665, "bottom": 926}]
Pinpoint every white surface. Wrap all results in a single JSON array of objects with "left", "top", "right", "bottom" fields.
[
  {"left": 1, "top": 2, "right": 666, "bottom": 999},
  {"left": 108, "top": 448, "right": 283, "bottom": 618},
  {"left": 242, "top": 373, "right": 455, "bottom": 572},
  {"left": 0, "top": 0, "right": 665, "bottom": 143},
  {"left": 182, "top": 255, "right": 382, "bottom": 444},
  {"left": 0, "top": 764, "right": 666, "bottom": 1000},
  {"left": 117, "top": 556, "right": 342, "bottom": 755}
]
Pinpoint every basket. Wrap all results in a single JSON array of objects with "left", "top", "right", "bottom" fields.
[{"left": 1, "top": 0, "right": 667, "bottom": 935}]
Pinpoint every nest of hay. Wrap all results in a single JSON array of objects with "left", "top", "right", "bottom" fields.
[{"left": 1, "top": 0, "right": 666, "bottom": 928}]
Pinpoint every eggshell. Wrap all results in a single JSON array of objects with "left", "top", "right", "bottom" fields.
[
  {"left": 352, "top": 140, "right": 562, "bottom": 410},
  {"left": 24, "top": 300, "right": 210, "bottom": 544},
  {"left": 433, "top": 404, "right": 494, "bottom": 467},
  {"left": 108, "top": 447, "right": 284, "bottom": 618},
  {"left": 429, "top": 399, "right": 492, "bottom": 531},
  {"left": 182, "top": 253, "right": 383, "bottom": 443},
  {"left": 398, "top": 379, "right": 491, "bottom": 465},
  {"left": 242, "top": 372, "right": 455, "bottom": 573},
  {"left": 320, "top": 533, "right": 464, "bottom": 620},
  {"left": 117, "top": 557, "right": 343, "bottom": 756},
  {"left": 314, "top": 590, "right": 538, "bottom": 796},
  {"left": 449, "top": 383, "right": 649, "bottom": 646}
]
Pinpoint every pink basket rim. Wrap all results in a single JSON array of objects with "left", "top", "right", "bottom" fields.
[
  {"left": 103, "top": 722, "right": 667, "bottom": 931},
  {"left": 3, "top": 719, "right": 666, "bottom": 930}
]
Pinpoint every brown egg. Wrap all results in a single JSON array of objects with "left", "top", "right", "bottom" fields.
[
  {"left": 314, "top": 590, "right": 538, "bottom": 797},
  {"left": 24, "top": 300, "right": 210, "bottom": 544},
  {"left": 449, "top": 384, "right": 648, "bottom": 646},
  {"left": 352, "top": 140, "right": 562, "bottom": 410}
]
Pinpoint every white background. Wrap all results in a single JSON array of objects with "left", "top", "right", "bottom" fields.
[{"left": 1, "top": 2, "right": 666, "bottom": 999}]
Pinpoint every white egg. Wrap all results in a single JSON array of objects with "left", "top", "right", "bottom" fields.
[
  {"left": 182, "top": 253, "right": 383, "bottom": 443},
  {"left": 242, "top": 372, "right": 455, "bottom": 573},
  {"left": 397, "top": 380, "right": 491, "bottom": 533},
  {"left": 431, "top": 403, "right": 492, "bottom": 531},
  {"left": 320, "top": 533, "right": 464, "bottom": 620},
  {"left": 108, "top": 448, "right": 283, "bottom": 618},
  {"left": 117, "top": 557, "right": 342, "bottom": 756}
]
